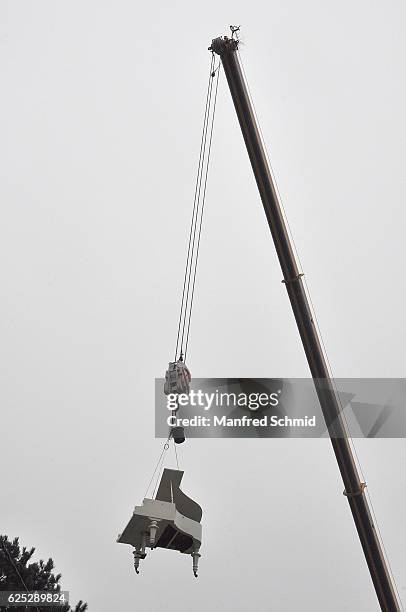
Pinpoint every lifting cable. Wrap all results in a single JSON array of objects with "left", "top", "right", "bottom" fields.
[
  {"left": 144, "top": 434, "right": 179, "bottom": 499},
  {"left": 145, "top": 55, "right": 221, "bottom": 497},
  {"left": 174, "top": 53, "right": 221, "bottom": 364}
]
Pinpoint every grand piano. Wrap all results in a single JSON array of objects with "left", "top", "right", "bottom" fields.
[{"left": 117, "top": 469, "right": 202, "bottom": 576}]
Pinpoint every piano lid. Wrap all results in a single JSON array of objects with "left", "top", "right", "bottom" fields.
[{"left": 155, "top": 468, "right": 202, "bottom": 524}]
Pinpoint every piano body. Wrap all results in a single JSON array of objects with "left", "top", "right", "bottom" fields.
[{"left": 117, "top": 468, "right": 202, "bottom": 576}]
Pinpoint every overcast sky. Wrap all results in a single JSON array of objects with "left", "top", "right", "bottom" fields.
[{"left": 1, "top": 1, "right": 406, "bottom": 610}]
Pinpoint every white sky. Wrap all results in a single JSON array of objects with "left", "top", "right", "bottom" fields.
[{"left": 1, "top": 1, "right": 406, "bottom": 610}]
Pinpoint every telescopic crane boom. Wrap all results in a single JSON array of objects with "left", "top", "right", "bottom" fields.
[{"left": 209, "top": 32, "right": 401, "bottom": 612}]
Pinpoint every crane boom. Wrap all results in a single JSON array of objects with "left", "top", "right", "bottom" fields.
[{"left": 209, "top": 34, "right": 400, "bottom": 612}]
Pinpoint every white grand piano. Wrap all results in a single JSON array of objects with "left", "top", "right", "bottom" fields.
[{"left": 117, "top": 469, "right": 202, "bottom": 576}]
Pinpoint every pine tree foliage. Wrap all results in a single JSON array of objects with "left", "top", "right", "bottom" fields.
[{"left": 0, "top": 536, "right": 87, "bottom": 612}]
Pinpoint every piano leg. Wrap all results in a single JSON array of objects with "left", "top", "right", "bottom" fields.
[
  {"left": 133, "top": 549, "right": 141, "bottom": 574},
  {"left": 192, "top": 546, "right": 201, "bottom": 577}
]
